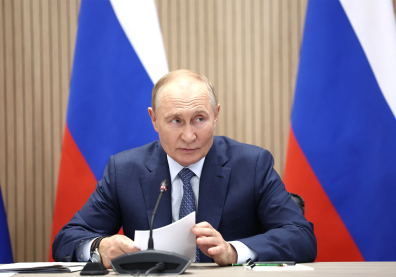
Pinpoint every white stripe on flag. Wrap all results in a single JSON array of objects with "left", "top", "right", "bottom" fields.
[
  {"left": 340, "top": 0, "right": 396, "bottom": 119},
  {"left": 110, "top": 0, "right": 169, "bottom": 84}
]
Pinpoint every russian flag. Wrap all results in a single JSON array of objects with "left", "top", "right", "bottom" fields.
[
  {"left": 284, "top": 0, "right": 396, "bottom": 261},
  {"left": 0, "top": 186, "right": 13, "bottom": 263},
  {"left": 49, "top": 0, "right": 168, "bottom": 261}
]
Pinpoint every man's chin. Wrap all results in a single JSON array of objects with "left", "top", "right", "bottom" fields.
[{"left": 175, "top": 154, "right": 202, "bottom": 167}]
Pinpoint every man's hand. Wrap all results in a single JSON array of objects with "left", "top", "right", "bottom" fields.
[
  {"left": 98, "top": 235, "right": 140, "bottom": 268},
  {"left": 191, "top": 222, "right": 237, "bottom": 266}
]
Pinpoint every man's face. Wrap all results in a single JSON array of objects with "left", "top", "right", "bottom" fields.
[{"left": 148, "top": 76, "right": 220, "bottom": 167}]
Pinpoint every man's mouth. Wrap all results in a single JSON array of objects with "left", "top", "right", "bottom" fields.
[{"left": 179, "top": 148, "right": 198, "bottom": 153}]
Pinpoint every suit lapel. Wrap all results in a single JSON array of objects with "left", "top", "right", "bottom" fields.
[
  {"left": 140, "top": 142, "right": 173, "bottom": 229},
  {"left": 197, "top": 139, "right": 231, "bottom": 231}
]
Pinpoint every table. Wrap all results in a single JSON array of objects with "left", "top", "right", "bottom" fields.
[{"left": 15, "top": 262, "right": 396, "bottom": 277}]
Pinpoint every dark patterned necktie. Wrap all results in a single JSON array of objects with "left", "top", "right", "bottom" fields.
[{"left": 178, "top": 168, "right": 200, "bottom": 262}]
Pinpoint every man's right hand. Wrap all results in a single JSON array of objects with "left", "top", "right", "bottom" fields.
[{"left": 98, "top": 235, "right": 140, "bottom": 268}]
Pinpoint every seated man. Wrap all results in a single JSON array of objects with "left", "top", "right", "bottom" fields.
[{"left": 53, "top": 69, "right": 317, "bottom": 267}]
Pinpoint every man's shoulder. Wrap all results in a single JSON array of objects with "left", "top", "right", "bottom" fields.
[
  {"left": 213, "top": 136, "right": 273, "bottom": 164},
  {"left": 103, "top": 141, "right": 166, "bottom": 177},
  {"left": 112, "top": 140, "right": 161, "bottom": 162},
  {"left": 214, "top": 136, "right": 268, "bottom": 153}
]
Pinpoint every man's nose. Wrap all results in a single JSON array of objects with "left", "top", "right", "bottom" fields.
[{"left": 181, "top": 124, "right": 196, "bottom": 143}]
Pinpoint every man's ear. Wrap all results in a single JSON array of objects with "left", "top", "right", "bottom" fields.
[
  {"left": 213, "top": 104, "right": 220, "bottom": 128},
  {"left": 148, "top": 107, "right": 158, "bottom": 132}
]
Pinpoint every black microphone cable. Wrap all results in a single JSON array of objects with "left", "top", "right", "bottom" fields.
[{"left": 144, "top": 262, "right": 165, "bottom": 276}]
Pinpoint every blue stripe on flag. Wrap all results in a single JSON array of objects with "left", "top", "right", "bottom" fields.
[
  {"left": 291, "top": 0, "right": 396, "bottom": 260},
  {"left": 0, "top": 187, "right": 13, "bottom": 263},
  {"left": 67, "top": 0, "right": 158, "bottom": 181}
]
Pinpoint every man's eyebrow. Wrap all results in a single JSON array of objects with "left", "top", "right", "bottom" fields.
[
  {"left": 164, "top": 113, "right": 183, "bottom": 120},
  {"left": 164, "top": 110, "right": 209, "bottom": 120},
  {"left": 193, "top": 109, "right": 209, "bottom": 115}
]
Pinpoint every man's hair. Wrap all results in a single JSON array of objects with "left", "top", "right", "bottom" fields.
[{"left": 151, "top": 69, "right": 218, "bottom": 113}]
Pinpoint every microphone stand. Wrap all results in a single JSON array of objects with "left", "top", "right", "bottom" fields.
[
  {"left": 110, "top": 180, "right": 191, "bottom": 275},
  {"left": 147, "top": 181, "right": 166, "bottom": 250}
]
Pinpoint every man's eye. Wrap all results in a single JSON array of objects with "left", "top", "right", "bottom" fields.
[
  {"left": 196, "top": 117, "right": 204, "bottom": 122},
  {"left": 172, "top": 119, "right": 180, "bottom": 124}
]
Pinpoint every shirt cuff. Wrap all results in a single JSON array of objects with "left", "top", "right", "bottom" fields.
[
  {"left": 75, "top": 237, "right": 97, "bottom": 262},
  {"left": 228, "top": 241, "right": 258, "bottom": 264}
]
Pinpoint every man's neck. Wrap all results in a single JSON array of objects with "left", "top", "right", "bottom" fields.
[{"left": 167, "top": 155, "right": 206, "bottom": 182}]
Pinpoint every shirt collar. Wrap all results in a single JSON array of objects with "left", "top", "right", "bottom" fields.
[{"left": 167, "top": 155, "right": 206, "bottom": 182}]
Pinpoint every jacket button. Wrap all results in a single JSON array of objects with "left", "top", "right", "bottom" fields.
[{"left": 65, "top": 255, "right": 70, "bottom": 262}]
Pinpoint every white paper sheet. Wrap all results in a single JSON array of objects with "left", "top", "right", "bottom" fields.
[
  {"left": 0, "top": 262, "right": 86, "bottom": 273},
  {"left": 134, "top": 211, "right": 196, "bottom": 261},
  {"left": 0, "top": 273, "right": 16, "bottom": 277},
  {"left": 249, "top": 264, "right": 314, "bottom": 271},
  {"left": 0, "top": 263, "right": 86, "bottom": 270}
]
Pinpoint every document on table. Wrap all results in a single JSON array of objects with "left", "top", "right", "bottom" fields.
[
  {"left": 0, "top": 262, "right": 86, "bottom": 273},
  {"left": 134, "top": 211, "right": 196, "bottom": 261},
  {"left": 0, "top": 273, "right": 16, "bottom": 277},
  {"left": 249, "top": 264, "right": 314, "bottom": 271}
]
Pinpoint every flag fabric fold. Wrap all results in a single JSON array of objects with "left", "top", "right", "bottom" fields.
[
  {"left": 49, "top": 0, "right": 168, "bottom": 261},
  {"left": 0, "top": 186, "right": 13, "bottom": 263},
  {"left": 284, "top": 0, "right": 396, "bottom": 261}
]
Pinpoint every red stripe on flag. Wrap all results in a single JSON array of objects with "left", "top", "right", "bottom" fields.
[
  {"left": 48, "top": 125, "right": 97, "bottom": 261},
  {"left": 283, "top": 127, "right": 364, "bottom": 261},
  {"left": 49, "top": 125, "right": 125, "bottom": 261}
]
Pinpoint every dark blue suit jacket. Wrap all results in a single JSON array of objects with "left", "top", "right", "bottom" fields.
[{"left": 53, "top": 136, "right": 317, "bottom": 263}]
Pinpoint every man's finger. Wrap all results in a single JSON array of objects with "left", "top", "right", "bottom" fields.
[
  {"left": 207, "top": 245, "right": 226, "bottom": 256},
  {"left": 118, "top": 237, "right": 137, "bottom": 253},
  {"left": 197, "top": 236, "right": 220, "bottom": 246},
  {"left": 192, "top": 227, "right": 217, "bottom": 237}
]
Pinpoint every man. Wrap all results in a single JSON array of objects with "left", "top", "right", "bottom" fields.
[{"left": 53, "top": 69, "right": 317, "bottom": 267}]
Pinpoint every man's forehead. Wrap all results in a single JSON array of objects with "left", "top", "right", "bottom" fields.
[
  {"left": 161, "top": 89, "right": 209, "bottom": 101},
  {"left": 161, "top": 95, "right": 211, "bottom": 114},
  {"left": 162, "top": 75, "right": 205, "bottom": 91},
  {"left": 160, "top": 78, "right": 209, "bottom": 102},
  {"left": 159, "top": 90, "right": 212, "bottom": 119},
  {"left": 155, "top": 74, "right": 213, "bottom": 115}
]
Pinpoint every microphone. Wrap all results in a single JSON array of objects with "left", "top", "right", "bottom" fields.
[
  {"left": 148, "top": 179, "right": 168, "bottom": 250},
  {"left": 111, "top": 179, "right": 191, "bottom": 275}
]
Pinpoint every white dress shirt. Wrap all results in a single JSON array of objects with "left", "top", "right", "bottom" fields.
[{"left": 76, "top": 155, "right": 258, "bottom": 263}]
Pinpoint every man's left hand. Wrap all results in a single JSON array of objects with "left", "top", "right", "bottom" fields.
[{"left": 191, "top": 221, "right": 237, "bottom": 266}]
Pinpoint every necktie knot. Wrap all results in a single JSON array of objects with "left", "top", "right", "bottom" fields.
[{"left": 178, "top": 167, "right": 194, "bottom": 185}]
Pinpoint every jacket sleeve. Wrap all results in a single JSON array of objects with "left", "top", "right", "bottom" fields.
[
  {"left": 239, "top": 149, "right": 317, "bottom": 262},
  {"left": 52, "top": 155, "right": 122, "bottom": 262}
]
